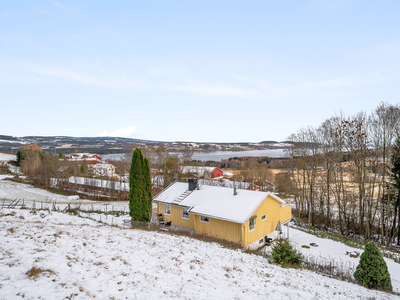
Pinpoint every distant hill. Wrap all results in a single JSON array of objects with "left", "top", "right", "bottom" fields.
[
  {"left": 0, "top": 135, "right": 290, "bottom": 154},
  {"left": 21, "top": 136, "right": 164, "bottom": 144},
  {"left": 0, "top": 135, "right": 166, "bottom": 154}
]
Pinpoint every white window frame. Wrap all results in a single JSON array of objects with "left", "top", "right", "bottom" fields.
[
  {"left": 200, "top": 216, "right": 209, "bottom": 223},
  {"left": 261, "top": 214, "right": 267, "bottom": 221},
  {"left": 164, "top": 204, "right": 171, "bottom": 215},
  {"left": 182, "top": 207, "right": 189, "bottom": 220},
  {"left": 249, "top": 216, "right": 256, "bottom": 232}
]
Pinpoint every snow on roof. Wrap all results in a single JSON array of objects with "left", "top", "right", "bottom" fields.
[
  {"left": 153, "top": 182, "right": 188, "bottom": 203},
  {"left": 199, "top": 179, "right": 251, "bottom": 189},
  {"left": 223, "top": 171, "right": 234, "bottom": 176},
  {"left": 154, "top": 182, "right": 284, "bottom": 224}
]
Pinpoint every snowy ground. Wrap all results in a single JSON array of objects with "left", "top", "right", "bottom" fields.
[
  {"left": 0, "top": 179, "right": 129, "bottom": 211},
  {"left": 1, "top": 208, "right": 398, "bottom": 300},
  {"left": 1, "top": 178, "right": 399, "bottom": 298},
  {"left": 0, "top": 153, "right": 16, "bottom": 162},
  {"left": 278, "top": 226, "right": 400, "bottom": 293}
]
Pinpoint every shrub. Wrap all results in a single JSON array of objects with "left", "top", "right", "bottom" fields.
[
  {"left": 271, "top": 238, "right": 303, "bottom": 268},
  {"left": 26, "top": 266, "right": 55, "bottom": 279},
  {"left": 354, "top": 242, "right": 392, "bottom": 291}
]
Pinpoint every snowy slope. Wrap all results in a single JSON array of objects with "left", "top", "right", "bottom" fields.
[
  {"left": 286, "top": 227, "right": 400, "bottom": 292},
  {"left": 0, "top": 208, "right": 397, "bottom": 300},
  {"left": 0, "top": 153, "right": 16, "bottom": 161},
  {"left": 0, "top": 179, "right": 129, "bottom": 210}
]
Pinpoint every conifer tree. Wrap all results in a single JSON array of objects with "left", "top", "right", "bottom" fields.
[
  {"left": 142, "top": 157, "right": 152, "bottom": 222},
  {"left": 389, "top": 137, "right": 400, "bottom": 245},
  {"left": 129, "top": 148, "right": 144, "bottom": 220},
  {"left": 354, "top": 242, "right": 392, "bottom": 291}
]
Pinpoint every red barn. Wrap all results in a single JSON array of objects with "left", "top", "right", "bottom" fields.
[{"left": 211, "top": 167, "right": 223, "bottom": 178}]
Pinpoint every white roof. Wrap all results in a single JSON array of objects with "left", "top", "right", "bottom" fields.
[
  {"left": 199, "top": 179, "right": 251, "bottom": 189},
  {"left": 180, "top": 166, "right": 217, "bottom": 174},
  {"left": 154, "top": 182, "right": 284, "bottom": 224}
]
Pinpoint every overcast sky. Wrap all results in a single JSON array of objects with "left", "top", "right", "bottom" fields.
[{"left": 1, "top": 1, "right": 399, "bottom": 142}]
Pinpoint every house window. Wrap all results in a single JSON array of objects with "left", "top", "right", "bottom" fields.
[
  {"left": 261, "top": 214, "right": 267, "bottom": 221},
  {"left": 182, "top": 207, "right": 189, "bottom": 220},
  {"left": 259, "top": 238, "right": 264, "bottom": 244},
  {"left": 200, "top": 216, "right": 209, "bottom": 223},
  {"left": 164, "top": 204, "right": 171, "bottom": 215},
  {"left": 249, "top": 216, "right": 256, "bottom": 231}
]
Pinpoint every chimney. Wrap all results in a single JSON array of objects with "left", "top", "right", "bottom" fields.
[{"left": 188, "top": 178, "right": 198, "bottom": 191}]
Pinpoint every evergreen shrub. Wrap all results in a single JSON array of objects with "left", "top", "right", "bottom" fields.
[
  {"left": 271, "top": 238, "right": 303, "bottom": 268},
  {"left": 354, "top": 242, "right": 392, "bottom": 291}
]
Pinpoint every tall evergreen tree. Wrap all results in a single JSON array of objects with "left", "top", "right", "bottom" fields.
[
  {"left": 142, "top": 157, "right": 153, "bottom": 222},
  {"left": 354, "top": 242, "right": 392, "bottom": 291},
  {"left": 129, "top": 148, "right": 144, "bottom": 220},
  {"left": 129, "top": 148, "right": 153, "bottom": 222},
  {"left": 389, "top": 136, "right": 400, "bottom": 245}
]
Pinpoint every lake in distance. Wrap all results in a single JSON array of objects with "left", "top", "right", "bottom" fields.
[{"left": 103, "top": 149, "right": 286, "bottom": 162}]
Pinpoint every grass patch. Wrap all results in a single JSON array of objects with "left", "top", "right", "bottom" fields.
[{"left": 26, "top": 266, "right": 55, "bottom": 279}]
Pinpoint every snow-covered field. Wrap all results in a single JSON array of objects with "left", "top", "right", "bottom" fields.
[
  {"left": 0, "top": 179, "right": 129, "bottom": 211},
  {"left": 1, "top": 208, "right": 398, "bottom": 300},
  {"left": 0, "top": 153, "right": 16, "bottom": 161}
]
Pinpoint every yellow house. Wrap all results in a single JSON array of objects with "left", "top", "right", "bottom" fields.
[{"left": 154, "top": 179, "right": 292, "bottom": 249}]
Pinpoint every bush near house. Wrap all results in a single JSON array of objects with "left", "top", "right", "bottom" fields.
[
  {"left": 271, "top": 238, "right": 303, "bottom": 268},
  {"left": 0, "top": 162, "right": 12, "bottom": 174},
  {"left": 354, "top": 242, "right": 392, "bottom": 291}
]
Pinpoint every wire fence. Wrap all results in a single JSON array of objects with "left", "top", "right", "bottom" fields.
[
  {"left": 302, "top": 252, "right": 356, "bottom": 281},
  {"left": 0, "top": 197, "right": 132, "bottom": 227}
]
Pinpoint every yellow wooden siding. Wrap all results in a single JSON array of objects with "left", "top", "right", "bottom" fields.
[
  {"left": 193, "top": 215, "right": 243, "bottom": 244},
  {"left": 156, "top": 195, "right": 292, "bottom": 248},
  {"left": 157, "top": 203, "right": 195, "bottom": 230},
  {"left": 157, "top": 203, "right": 163, "bottom": 215},
  {"left": 242, "top": 195, "right": 282, "bottom": 247},
  {"left": 280, "top": 205, "right": 292, "bottom": 223}
]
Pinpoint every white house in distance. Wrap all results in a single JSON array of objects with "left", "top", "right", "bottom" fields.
[{"left": 91, "top": 163, "right": 116, "bottom": 177}]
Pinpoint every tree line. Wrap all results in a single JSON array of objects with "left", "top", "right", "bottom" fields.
[{"left": 286, "top": 102, "right": 400, "bottom": 246}]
